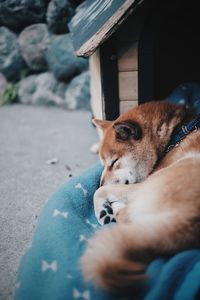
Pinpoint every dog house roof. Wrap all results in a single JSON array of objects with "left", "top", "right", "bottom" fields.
[{"left": 69, "top": 0, "right": 144, "bottom": 57}]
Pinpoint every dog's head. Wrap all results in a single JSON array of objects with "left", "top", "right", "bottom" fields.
[{"left": 94, "top": 101, "right": 187, "bottom": 186}]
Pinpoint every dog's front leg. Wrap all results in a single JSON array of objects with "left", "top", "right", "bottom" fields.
[{"left": 94, "top": 184, "right": 136, "bottom": 225}]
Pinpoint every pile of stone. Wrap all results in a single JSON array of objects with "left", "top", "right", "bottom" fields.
[{"left": 0, "top": 0, "right": 90, "bottom": 110}]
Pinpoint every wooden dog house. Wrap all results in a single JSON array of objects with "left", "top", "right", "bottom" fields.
[{"left": 70, "top": 0, "right": 200, "bottom": 120}]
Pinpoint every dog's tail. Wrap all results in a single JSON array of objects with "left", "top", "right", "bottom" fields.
[{"left": 81, "top": 224, "right": 155, "bottom": 294}]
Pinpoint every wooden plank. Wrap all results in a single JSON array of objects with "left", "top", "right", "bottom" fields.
[
  {"left": 120, "top": 100, "right": 138, "bottom": 114},
  {"left": 69, "top": 0, "right": 144, "bottom": 57},
  {"left": 90, "top": 51, "right": 103, "bottom": 119},
  {"left": 90, "top": 84, "right": 103, "bottom": 119},
  {"left": 117, "top": 42, "right": 138, "bottom": 71},
  {"left": 119, "top": 71, "right": 138, "bottom": 100}
]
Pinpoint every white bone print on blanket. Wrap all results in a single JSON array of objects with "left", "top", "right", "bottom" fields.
[
  {"left": 75, "top": 183, "right": 88, "bottom": 197},
  {"left": 52, "top": 209, "right": 68, "bottom": 219},
  {"left": 73, "top": 289, "right": 90, "bottom": 300},
  {"left": 80, "top": 234, "right": 88, "bottom": 242},
  {"left": 41, "top": 260, "right": 57, "bottom": 272},
  {"left": 85, "top": 219, "right": 97, "bottom": 228}
]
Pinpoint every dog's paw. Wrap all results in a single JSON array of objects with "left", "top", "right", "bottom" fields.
[
  {"left": 100, "top": 200, "right": 117, "bottom": 225},
  {"left": 95, "top": 199, "right": 127, "bottom": 225},
  {"left": 95, "top": 199, "right": 116, "bottom": 226}
]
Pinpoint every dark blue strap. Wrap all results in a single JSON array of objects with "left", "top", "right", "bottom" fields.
[{"left": 166, "top": 114, "right": 200, "bottom": 152}]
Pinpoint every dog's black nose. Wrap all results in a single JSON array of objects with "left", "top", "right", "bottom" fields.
[{"left": 125, "top": 180, "right": 129, "bottom": 184}]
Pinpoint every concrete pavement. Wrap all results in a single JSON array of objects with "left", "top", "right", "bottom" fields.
[{"left": 0, "top": 104, "right": 98, "bottom": 300}]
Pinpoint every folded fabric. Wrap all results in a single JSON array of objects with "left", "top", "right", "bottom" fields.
[{"left": 145, "top": 251, "right": 200, "bottom": 300}]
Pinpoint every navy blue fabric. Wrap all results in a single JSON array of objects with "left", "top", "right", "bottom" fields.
[
  {"left": 15, "top": 83, "right": 200, "bottom": 300},
  {"left": 166, "top": 82, "right": 200, "bottom": 113},
  {"left": 145, "top": 251, "right": 200, "bottom": 300}
]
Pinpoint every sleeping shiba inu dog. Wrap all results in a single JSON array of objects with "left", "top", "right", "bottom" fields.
[{"left": 81, "top": 101, "right": 200, "bottom": 295}]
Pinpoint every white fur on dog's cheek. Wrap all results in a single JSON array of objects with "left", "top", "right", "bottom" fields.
[
  {"left": 112, "top": 155, "right": 138, "bottom": 184},
  {"left": 114, "top": 168, "right": 137, "bottom": 184},
  {"left": 112, "top": 154, "right": 149, "bottom": 184},
  {"left": 100, "top": 154, "right": 149, "bottom": 185}
]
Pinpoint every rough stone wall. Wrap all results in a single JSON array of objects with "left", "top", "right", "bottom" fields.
[{"left": 0, "top": 0, "right": 90, "bottom": 111}]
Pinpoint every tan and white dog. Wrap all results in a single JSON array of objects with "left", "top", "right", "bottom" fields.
[{"left": 81, "top": 101, "right": 200, "bottom": 295}]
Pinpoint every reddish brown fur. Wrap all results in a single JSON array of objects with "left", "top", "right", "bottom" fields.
[{"left": 81, "top": 101, "right": 200, "bottom": 295}]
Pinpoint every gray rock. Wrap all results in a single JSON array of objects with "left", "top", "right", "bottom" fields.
[
  {"left": 0, "top": 0, "right": 48, "bottom": 32},
  {"left": 64, "top": 71, "right": 90, "bottom": 110},
  {"left": 19, "top": 24, "right": 50, "bottom": 71},
  {"left": 46, "top": 34, "right": 88, "bottom": 81},
  {"left": 0, "top": 27, "right": 26, "bottom": 81},
  {"left": 47, "top": 0, "right": 75, "bottom": 34},
  {"left": 18, "top": 72, "right": 68, "bottom": 106}
]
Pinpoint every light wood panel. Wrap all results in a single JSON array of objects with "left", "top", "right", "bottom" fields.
[
  {"left": 118, "top": 42, "right": 138, "bottom": 71},
  {"left": 120, "top": 100, "right": 138, "bottom": 114},
  {"left": 90, "top": 51, "right": 103, "bottom": 119},
  {"left": 119, "top": 71, "right": 138, "bottom": 100}
]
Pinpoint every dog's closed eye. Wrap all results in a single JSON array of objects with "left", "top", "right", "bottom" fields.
[{"left": 110, "top": 158, "right": 119, "bottom": 168}]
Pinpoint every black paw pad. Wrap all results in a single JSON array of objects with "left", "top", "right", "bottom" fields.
[
  {"left": 103, "top": 203, "right": 113, "bottom": 214},
  {"left": 104, "top": 216, "right": 111, "bottom": 224},
  {"left": 99, "top": 210, "right": 107, "bottom": 219},
  {"left": 98, "top": 200, "right": 115, "bottom": 225}
]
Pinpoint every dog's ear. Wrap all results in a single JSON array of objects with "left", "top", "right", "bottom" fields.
[
  {"left": 92, "top": 119, "right": 112, "bottom": 141},
  {"left": 113, "top": 121, "right": 142, "bottom": 141},
  {"left": 166, "top": 104, "right": 188, "bottom": 127},
  {"left": 92, "top": 119, "right": 112, "bottom": 132},
  {"left": 157, "top": 104, "right": 188, "bottom": 138}
]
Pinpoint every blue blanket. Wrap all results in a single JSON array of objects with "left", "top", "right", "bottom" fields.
[{"left": 15, "top": 83, "right": 200, "bottom": 300}]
